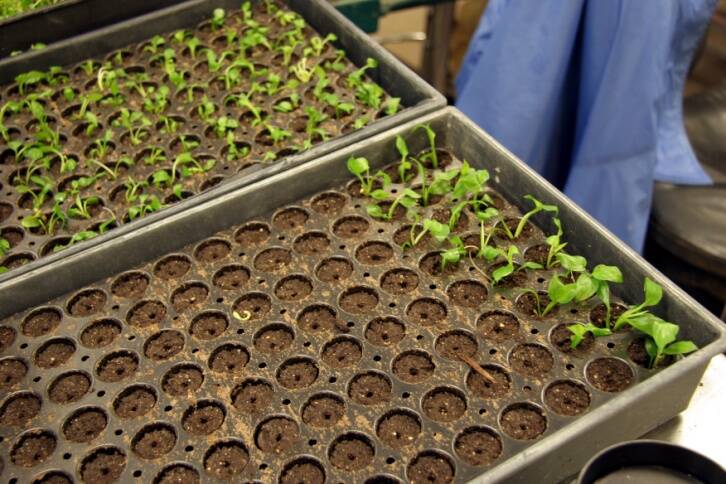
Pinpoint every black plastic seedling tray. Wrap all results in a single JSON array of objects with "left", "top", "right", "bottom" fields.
[
  {"left": 0, "top": 0, "right": 188, "bottom": 58},
  {"left": 0, "top": 0, "right": 444, "bottom": 282},
  {"left": 0, "top": 108, "right": 723, "bottom": 483}
]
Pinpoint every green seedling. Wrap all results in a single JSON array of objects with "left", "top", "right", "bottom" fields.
[
  {"left": 308, "top": 33, "right": 337, "bottom": 57},
  {"left": 128, "top": 194, "right": 163, "bottom": 221},
  {"left": 171, "top": 153, "right": 216, "bottom": 182},
  {"left": 123, "top": 178, "right": 148, "bottom": 203},
  {"left": 15, "top": 70, "right": 46, "bottom": 96},
  {"left": 395, "top": 135, "right": 413, "bottom": 183},
  {"left": 440, "top": 236, "right": 468, "bottom": 270},
  {"left": 158, "top": 115, "right": 180, "bottom": 134},
  {"left": 197, "top": 96, "right": 217, "bottom": 122},
  {"left": 491, "top": 245, "right": 542, "bottom": 285},
  {"left": 568, "top": 323, "right": 613, "bottom": 348},
  {"left": 213, "top": 116, "right": 238, "bottom": 138},
  {"left": 499, "top": 195, "right": 559, "bottom": 240},
  {"left": 613, "top": 278, "right": 664, "bottom": 332},
  {"left": 178, "top": 135, "right": 200, "bottom": 151},
  {"left": 143, "top": 85, "right": 171, "bottom": 114},
  {"left": 367, "top": 188, "right": 419, "bottom": 221},
  {"left": 290, "top": 58, "right": 314, "bottom": 83},
  {"left": 141, "top": 147, "right": 167, "bottom": 166},
  {"left": 414, "top": 124, "right": 438, "bottom": 168},
  {"left": 225, "top": 133, "right": 250, "bottom": 161},
  {"left": 82, "top": 112, "right": 100, "bottom": 137},
  {"left": 322, "top": 93, "right": 354, "bottom": 119},
  {"left": 211, "top": 8, "right": 226, "bottom": 30},
  {"left": 417, "top": 163, "right": 458, "bottom": 206},
  {"left": 384, "top": 97, "right": 401, "bottom": 116},
  {"left": 0, "top": 238, "right": 10, "bottom": 258},
  {"left": 143, "top": 35, "right": 166, "bottom": 54},
  {"left": 347, "top": 58, "right": 377, "bottom": 89},
  {"left": 67, "top": 195, "right": 100, "bottom": 219},
  {"left": 545, "top": 218, "right": 567, "bottom": 268},
  {"left": 403, "top": 218, "right": 450, "bottom": 250},
  {"left": 52, "top": 230, "right": 99, "bottom": 253},
  {"left": 346, "top": 157, "right": 390, "bottom": 197},
  {"left": 88, "top": 130, "right": 114, "bottom": 159},
  {"left": 264, "top": 124, "right": 292, "bottom": 145}
]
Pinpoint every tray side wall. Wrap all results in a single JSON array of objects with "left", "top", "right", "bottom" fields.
[{"left": 0, "top": 0, "right": 444, "bottom": 285}]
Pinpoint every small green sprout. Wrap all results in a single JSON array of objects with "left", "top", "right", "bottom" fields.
[
  {"left": 211, "top": 8, "right": 226, "bottom": 30},
  {"left": 491, "top": 245, "right": 542, "bottom": 285},
  {"left": 367, "top": 188, "right": 419, "bottom": 221},
  {"left": 499, "top": 195, "right": 559, "bottom": 239},
  {"left": 414, "top": 124, "right": 438, "bottom": 168},
  {"left": 233, "top": 310, "right": 251, "bottom": 321}
]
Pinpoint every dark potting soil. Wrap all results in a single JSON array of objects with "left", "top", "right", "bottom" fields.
[
  {"left": 364, "top": 317, "right": 406, "bottom": 346},
  {"left": 422, "top": 388, "right": 467, "bottom": 423},
  {"left": 500, "top": 404, "right": 547, "bottom": 440},
  {"left": 551, "top": 323, "right": 594, "bottom": 356},
  {"left": 171, "top": 283, "right": 209, "bottom": 311},
  {"left": 183, "top": 402, "right": 225, "bottom": 435},
  {"left": 273, "top": 208, "right": 309, "bottom": 230},
  {"left": 111, "top": 272, "right": 149, "bottom": 298},
  {"left": 435, "top": 331, "right": 478, "bottom": 360},
  {"left": 311, "top": 192, "right": 347, "bottom": 215},
  {"left": 34, "top": 339, "right": 75, "bottom": 368},
  {"left": 154, "top": 255, "right": 192, "bottom": 280},
  {"left": 255, "top": 416, "right": 299, "bottom": 454},
  {"left": 356, "top": 241, "right": 394, "bottom": 265},
  {"left": 393, "top": 350, "right": 436, "bottom": 383},
  {"left": 32, "top": 471, "right": 73, "bottom": 484},
  {"left": 194, "top": 239, "right": 231, "bottom": 263},
  {"left": 233, "top": 292, "right": 272, "bottom": 320},
  {"left": 80, "top": 448, "right": 126, "bottom": 483},
  {"left": 406, "top": 297, "right": 447, "bottom": 326},
  {"left": 67, "top": 290, "right": 107, "bottom": 317},
  {"left": 339, "top": 287, "right": 379, "bottom": 313},
  {"left": 254, "top": 324, "right": 294, "bottom": 353},
  {"left": 232, "top": 380, "right": 274, "bottom": 415},
  {"left": 254, "top": 247, "right": 292, "bottom": 272},
  {"left": 348, "top": 372, "right": 392, "bottom": 405},
  {"left": 321, "top": 338, "right": 362, "bottom": 368},
  {"left": 114, "top": 385, "right": 156, "bottom": 418},
  {"left": 213, "top": 264, "right": 250, "bottom": 289},
  {"left": 419, "top": 251, "right": 458, "bottom": 277},
  {"left": 0, "top": 326, "right": 16, "bottom": 351},
  {"left": 162, "top": 365, "right": 203, "bottom": 396},
  {"left": 376, "top": 411, "right": 421, "bottom": 448},
  {"left": 515, "top": 290, "right": 555, "bottom": 317},
  {"left": 316, "top": 256, "right": 354, "bottom": 283},
  {"left": 293, "top": 231, "right": 331, "bottom": 255},
  {"left": 523, "top": 244, "right": 549, "bottom": 266},
  {"left": 155, "top": 464, "right": 200, "bottom": 484},
  {"left": 190, "top": 311, "right": 228, "bottom": 340},
  {"left": 80, "top": 319, "right": 121, "bottom": 347},
  {"left": 380, "top": 268, "right": 419, "bottom": 294},
  {"left": 296, "top": 304, "right": 339, "bottom": 333},
  {"left": 477, "top": 311, "right": 520, "bottom": 342},
  {"left": 96, "top": 352, "right": 138, "bottom": 382},
  {"left": 590, "top": 303, "right": 627, "bottom": 327},
  {"left": 333, "top": 216, "right": 370, "bottom": 238},
  {"left": 509, "top": 343, "right": 554, "bottom": 377},
  {"left": 279, "top": 459, "right": 325, "bottom": 484},
  {"left": 0, "top": 392, "right": 41, "bottom": 426},
  {"left": 627, "top": 337, "right": 673, "bottom": 367},
  {"left": 544, "top": 381, "right": 591, "bottom": 416},
  {"left": 204, "top": 441, "right": 249, "bottom": 480},
  {"left": 22, "top": 307, "right": 61, "bottom": 336},
  {"left": 126, "top": 299, "right": 166, "bottom": 327},
  {"left": 586, "top": 358, "right": 634, "bottom": 392},
  {"left": 48, "top": 371, "right": 90, "bottom": 403},
  {"left": 0, "top": 358, "right": 27, "bottom": 389},
  {"left": 466, "top": 364, "right": 511, "bottom": 398},
  {"left": 209, "top": 344, "right": 250, "bottom": 374},
  {"left": 235, "top": 222, "right": 271, "bottom": 248},
  {"left": 454, "top": 427, "right": 502, "bottom": 466},
  {"left": 132, "top": 424, "right": 176, "bottom": 459},
  {"left": 277, "top": 358, "right": 319, "bottom": 389},
  {"left": 446, "top": 280, "right": 487, "bottom": 308},
  {"left": 11, "top": 431, "right": 56, "bottom": 467},
  {"left": 144, "top": 330, "right": 185, "bottom": 360},
  {"left": 407, "top": 453, "right": 455, "bottom": 484},
  {"left": 302, "top": 394, "right": 346, "bottom": 428},
  {"left": 63, "top": 408, "right": 107, "bottom": 442},
  {"left": 274, "top": 275, "right": 313, "bottom": 300},
  {"left": 329, "top": 434, "right": 375, "bottom": 471}
]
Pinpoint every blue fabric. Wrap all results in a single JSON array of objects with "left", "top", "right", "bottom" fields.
[{"left": 456, "top": 0, "right": 715, "bottom": 252}]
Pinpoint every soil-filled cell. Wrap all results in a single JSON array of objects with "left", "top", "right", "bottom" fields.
[
  {"left": 316, "top": 257, "right": 354, "bottom": 283},
  {"left": 365, "top": 317, "right": 406, "bottom": 346},
  {"left": 454, "top": 427, "right": 502, "bottom": 466},
  {"left": 11, "top": 430, "right": 56, "bottom": 467},
  {"left": 339, "top": 286, "right": 379, "bottom": 314},
  {"left": 255, "top": 247, "right": 293, "bottom": 272},
  {"left": 333, "top": 216, "right": 369, "bottom": 238},
  {"left": 545, "top": 380, "right": 591, "bottom": 416},
  {"left": 380, "top": 268, "right": 419, "bottom": 294},
  {"left": 297, "top": 304, "right": 340, "bottom": 333},
  {"left": 0, "top": 358, "right": 27, "bottom": 389},
  {"left": 126, "top": 300, "right": 167, "bottom": 328},
  {"left": 34, "top": 338, "right": 76, "bottom": 368},
  {"left": 311, "top": 191, "right": 347, "bottom": 214},
  {"left": 294, "top": 231, "right": 331, "bottom": 255},
  {"left": 233, "top": 293, "right": 272, "bottom": 321},
  {"left": 80, "top": 447, "right": 126, "bottom": 483},
  {"left": 500, "top": 403, "right": 547, "bottom": 440},
  {"left": 235, "top": 222, "right": 270, "bottom": 247},
  {"left": 551, "top": 323, "right": 594, "bottom": 356},
  {"left": 154, "top": 255, "right": 191, "bottom": 280},
  {"left": 162, "top": 365, "right": 203, "bottom": 396},
  {"left": 114, "top": 385, "right": 157, "bottom": 418},
  {"left": 212, "top": 264, "right": 250, "bottom": 290},
  {"left": 49, "top": 371, "right": 91, "bottom": 404},
  {"left": 67, "top": 289, "right": 107, "bottom": 316},
  {"left": 446, "top": 280, "right": 487, "bottom": 308},
  {"left": 466, "top": 365, "right": 511, "bottom": 399},
  {"left": 189, "top": 311, "right": 228, "bottom": 340},
  {"left": 586, "top": 358, "right": 634, "bottom": 392},
  {"left": 356, "top": 241, "right": 394, "bottom": 265},
  {"left": 232, "top": 379, "right": 274, "bottom": 415},
  {"left": 0, "top": 392, "right": 41, "bottom": 426},
  {"left": 209, "top": 344, "right": 250, "bottom": 374},
  {"left": 302, "top": 393, "right": 346, "bottom": 428},
  {"left": 277, "top": 358, "right": 319, "bottom": 389},
  {"left": 96, "top": 351, "right": 139, "bottom": 382},
  {"left": 255, "top": 416, "right": 300, "bottom": 453},
  {"left": 171, "top": 282, "right": 209, "bottom": 312},
  {"left": 111, "top": 271, "right": 149, "bottom": 298},
  {"left": 275, "top": 275, "right": 313, "bottom": 301},
  {"left": 132, "top": 423, "right": 177, "bottom": 459},
  {"left": 80, "top": 319, "right": 122, "bottom": 348},
  {"left": 280, "top": 458, "right": 325, "bottom": 484},
  {"left": 406, "top": 298, "right": 447, "bottom": 326},
  {"left": 22, "top": 307, "right": 61, "bottom": 337},
  {"left": 144, "top": 330, "right": 185, "bottom": 360},
  {"left": 376, "top": 410, "right": 421, "bottom": 449},
  {"left": 407, "top": 451, "right": 455, "bottom": 484},
  {"left": 435, "top": 331, "right": 477, "bottom": 360},
  {"left": 155, "top": 464, "right": 200, "bottom": 484},
  {"left": 254, "top": 323, "right": 294, "bottom": 353},
  {"left": 392, "top": 350, "right": 435, "bottom": 383},
  {"left": 63, "top": 407, "right": 108, "bottom": 442},
  {"left": 348, "top": 372, "right": 392, "bottom": 405},
  {"left": 183, "top": 401, "right": 226, "bottom": 435},
  {"left": 204, "top": 440, "right": 249, "bottom": 480},
  {"left": 194, "top": 239, "right": 231, "bottom": 263},
  {"left": 329, "top": 433, "right": 375, "bottom": 471},
  {"left": 509, "top": 343, "right": 554, "bottom": 377},
  {"left": 321, "top": 337, "right": 363, "bottom": 368},
  {"left": 478, "top": 311, "right": 520, "bottom": 340},
  {"left": 422, "top": 387, "right": 467, "bottom": 423}
]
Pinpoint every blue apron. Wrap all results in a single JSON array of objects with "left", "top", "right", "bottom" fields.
[{"left": 456, "top": 0, "right": 715, "bottom": 251}]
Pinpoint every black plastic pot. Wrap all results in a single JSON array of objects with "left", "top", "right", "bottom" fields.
[
  {"left": 0, "top": 0, "right": 188, "bottom": 58},
  {"left": 578, "top": 440, "right": 725, "bottom": 484}
]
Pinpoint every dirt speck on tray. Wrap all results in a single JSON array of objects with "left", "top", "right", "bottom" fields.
[
  {"left": 232, "top": 379, "right": 274, "bottom": 414},
  {"left": 500, "top": 403, "right": 547, "bottom": 440},
  {"left": 80, "top": 447, "right": 126, "bottom": 483},
  {"left": 302, "top": 393, "right": 346, "bottom": 427},
  {"left": 329, "top": 433, "right": 375, "bottom": 471},
  {"left": 348, "top": 372, "right": 392, "bottom": 405},
  {"left": 11, "top": 430, "right": 56, "bottom": 467},
  {"left": 586, "top": 357, "right": 634, "bottom": 392},
  {"left": 132, "top": 423, "right": 176, "bottom": 459},
  {"left": 393, "top": 350, "right": 435, "bottom": 383},
  {"left": 204, "top": 440, "right": 249, "bottom": 480},
  {"left": 454, "top": 427, "right": 502, "bottom": 466},
  {"left": 422, "top": 387, "right": 467, "bottom": 422},
  {"left": 377, "top": 410, "right": 421, "bottom": 448},
  {"left": 114, "top": 385, "right": 157, "bottom": 418},
  {"left": 162, "top": 365, "right": 203, "bottom": 396},
  {"left": 545, "top": 381, "right": 591, "bottom": 416},
  {"left": 280, "top": 458, "right": 326, "bottom": 484},
  {"left": 407, "top": 451, "right": 455, "bottom": 484},
  {"left": 255, "top": 416, "right": 300, "bottom": 453}
]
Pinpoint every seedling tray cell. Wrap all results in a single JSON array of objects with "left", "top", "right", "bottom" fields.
[
  {"left": 0, "top": 0, "right": 444, "bottom": 281},
  {"left": 0, "top": 108, "right": 723, "bottom": 483}
]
